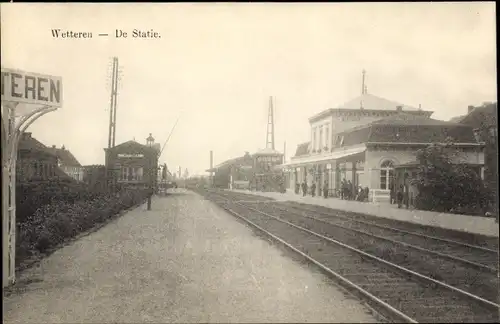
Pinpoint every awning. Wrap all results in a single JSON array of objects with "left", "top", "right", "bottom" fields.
[{"left": 278, "top": 145, "right": 366, "bottom": 168}]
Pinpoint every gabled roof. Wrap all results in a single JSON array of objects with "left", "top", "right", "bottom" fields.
[
  {"left": 107, "top": 140, "right": 159, "bottom": 154},
  {"left": 337, "top": 93, "right": 419, "bottom": 111},
  {"left": 18, "top": 133, "right": 56, "bottom": 157},
  {"left": 49, "top": 146, "right": 82, "bottom": 167},
  {"left": 456, "top": 102, "right": 497, "bottom": 129}
]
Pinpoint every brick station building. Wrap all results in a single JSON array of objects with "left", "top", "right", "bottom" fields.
[{"left": 104, "top": 137, "right": 160, "bottom": 191}]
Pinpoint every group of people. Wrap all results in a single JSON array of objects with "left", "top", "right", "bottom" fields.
[
  {"left": 295, "top": 180, "right": 329, "bottom": 198},
  {"left": 340, "top": 179, "right": 369, "bottom": 201},
  {"left": 294, "top": 179, "right": 369, "bottom": 202}
]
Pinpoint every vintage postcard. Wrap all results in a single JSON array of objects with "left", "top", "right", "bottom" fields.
[{"left": 1, "top": 3, "right": 498, "bottom": 323}]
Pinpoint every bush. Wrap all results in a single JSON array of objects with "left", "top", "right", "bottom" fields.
[
  {"left": 16, "top": 179, "right": 100, "bottom": 223},
  {"left": 16, "top": 188, "right": 149, "bottom": 266},
  {"left": 412, "top": 142, "right": 491, "bottom": 214}
]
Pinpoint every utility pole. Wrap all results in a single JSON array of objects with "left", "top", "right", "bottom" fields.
[
  {"left": 283, "top": 141, "right": 286, "bottom": 164},
  {"left": 107, "top": 57, "right": 119, "bottom": 194},
  {"left": 108, "top": 57, "right": 119, "bottom": 149},
  {"left": 266, "top": 96, "right": 275, "bottom": 150},
  {"left": 361, "top": 69, "right": 366, "bottom": 95}
]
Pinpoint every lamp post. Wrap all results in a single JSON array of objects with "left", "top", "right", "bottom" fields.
[{"left": 146, "top": 133, "right": 155, "bottom": 211}]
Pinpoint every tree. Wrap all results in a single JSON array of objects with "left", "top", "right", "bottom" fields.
[
  {"left": 411, "top": 142, "right": 490, "bottom": 214},
  {"left": 183, "top": 168, "right": 189, "bottom": 179}
]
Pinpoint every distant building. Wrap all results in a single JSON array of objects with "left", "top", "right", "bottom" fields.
[
  {"left": 17, "top": 132, "right": 59, "bottom": 181},
  {"left": 206, "top": 149, "right": 284, "bottom": 191},
  {"left": 104, "top": 139, "right": 160, "bottom": 191},
  {"left": 450, "top": 102, "right": 497, "bottom": 197},
  {"left": 48, "top": 145, "right": 84, "bottom": 182},
  {"left": 280, "top": 93, "right": 484, "bottom": 203}
]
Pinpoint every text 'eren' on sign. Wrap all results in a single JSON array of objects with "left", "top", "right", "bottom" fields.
[{"left": 1, "top": 68, "right": 63, "bottom": 107}]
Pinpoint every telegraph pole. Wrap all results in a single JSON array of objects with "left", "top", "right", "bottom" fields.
[
  {"left": 108, "top": 57, "right": 119, "bottom": 149},
  {"left": 283, "top": 141, "right": 286, "bottom": 163},
  {"left": 107, "top": 57, "right": 119, "bottom": 194}
]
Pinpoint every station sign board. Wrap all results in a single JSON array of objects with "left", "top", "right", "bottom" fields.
[
  {"left": 1, "top": 68, "right": 62, "bottom": 107},
  {"left": 118, "top": 153, "right": 144, "bottom": 158}
]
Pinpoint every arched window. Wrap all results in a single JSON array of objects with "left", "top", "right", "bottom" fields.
[{"left": 380, "top": 160, "right": 395, "bottom": 190}]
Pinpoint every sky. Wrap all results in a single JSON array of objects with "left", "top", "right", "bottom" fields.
[{"left": 1, "top": 2, "right": 496, "bottom": 176}]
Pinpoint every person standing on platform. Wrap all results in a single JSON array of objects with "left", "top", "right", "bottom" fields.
[
  {"left": 347, "top": 180, "right": 353, "bottom": 200},
  {"left": 397, "top": 185, "right": 404, "bottom": 208},
  {"left": 323, "top": 180, "right": 328, "bottom": 198},
  {"left": 341, "top": 179, "right": 346, "bottom": 200},
  {"left": 302, "top": 181, "right": 308, "bottom": 197},
  {"left": 311, "top": 182, "right": 316, "bottom": 197},
  {"left": 389, "top": 184, "right": 395, "bottom": 204}
]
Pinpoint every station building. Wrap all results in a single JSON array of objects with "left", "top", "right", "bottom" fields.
[
  {"left": 280, "top": 93, "right": 485, "bottom": 202},
  {"left": 104, "top": 136, "right": 160, "bottom": 191}
]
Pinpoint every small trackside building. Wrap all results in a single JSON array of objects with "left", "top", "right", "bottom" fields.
[{"left": 104, "top": 140, "right": 160, "bottom": 191}]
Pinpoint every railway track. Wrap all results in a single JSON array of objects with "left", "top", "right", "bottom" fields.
[
  {"left": 245, "top": 201, "right": 499, "bottom": 304},
  {"left": 284, "top": 201, "right": 499, "bottom": 251},
  {"left": 277, "top": 202, "right": 499, "bottom": 269},
  {"left": 200, "top": 189, "right": 500, "bottom": 323}
]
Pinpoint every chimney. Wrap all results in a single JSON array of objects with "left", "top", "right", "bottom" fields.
[
  {"left": 61, "top": 145, "right": 65, "bottom": 150},
  {"left": 396, "top": 105, "right": 403, "bottom": 112},
  {"left": 21, "top": 132, "right": 32, "bottom": 140},
  {"left": 468, "top": 105, "right": 475, "bottom": 114},
  {"left": 418, "top": 104, "right": 422, "bottom": 110}
]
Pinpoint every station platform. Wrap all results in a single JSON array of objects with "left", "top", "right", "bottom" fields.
[
  {"left": 4, "top": 189, "right": 379, "bottom": 323},
  {"left": 230, "top": 189, "right": 499, "bottom": 238}
]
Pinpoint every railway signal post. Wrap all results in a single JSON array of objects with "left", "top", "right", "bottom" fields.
[{"left": 1, "top": 68, "right": 63, "bottom": 287}]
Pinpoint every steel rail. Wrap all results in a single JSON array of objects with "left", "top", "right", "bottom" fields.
[
  {"left": 213, "top": 198, "right": 417, "bottom": 323},
  {"left": 266, "top": 204, "right": 498, "bottom": 274},
  {"left": 207, "top": 190, "right": 499, "bottom": 310},
  {"left": 232, "top": 200, "right": 500, "bottom": 310},
  {"left": 288, "top": 203, "right": 498, "bottom": 254}
]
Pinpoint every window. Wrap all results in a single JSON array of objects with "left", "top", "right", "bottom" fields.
[
  {"left": 325, "top": 126, "right": 330, "bottom": 149},
  {"left": 340, "top": 136, "right": 344, "bottom": 147},
  {"left": 319, "top": 127, "right": 323, "bottom": 151},
  {"left": 120, "top": 167, "right": 129, "bottom": 181},
  {"left": 380, "top": 160, "right": 395, "bottom": 190},
  {"left": 312, "top": 128, "right": 317, "bottom": 151},
  {"left": 120, "top": 167, "right": 144, "bottom": 181}
]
